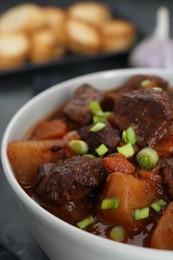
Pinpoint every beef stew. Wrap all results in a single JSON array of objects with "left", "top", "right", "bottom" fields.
[{"left": 7, "top": 75, "right": 173, "bottom": 249}]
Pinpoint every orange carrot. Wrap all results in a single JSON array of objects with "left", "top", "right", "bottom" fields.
[
  {"left": 154, "top": 132, "right": 173, "bottom": 157},
  {"left": 103, "top": 153, "right": 135, "bottom": 175},
  {"left": 138, "top": 169, "right": 162, "bottom": 184},
  {"left": 30, "top": 119, "right": 68, "bottom": 140}
]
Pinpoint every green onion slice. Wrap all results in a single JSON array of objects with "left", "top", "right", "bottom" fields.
[
  {"left": 93, "top": 112, "right": 112, "bottom": 124},
  {"left": 110, "top": 226, "right": 126, "bottom": 242},
  {"left": 140, "top": 79, "right": 151, "bottom": 87},
  {"left": 152, "top": 87, "right": 163, "bottom": 92},
  {"left": 90, "top": 122, "right": 106, "bottom": 132},
  {"left": 108, "top": 153, "right": 117, "bottom": 157},
  {"left": 101, "top": 197, "right": 119, "bottom": 210},
  {"left": 89, "top": 101, "right": 103, "bottom": 116},
  {"left": 151, "top": 199, "right": 168, "bottom": 212},
  {"left": 77, "top": 215, "right": 95, "bottom": 229},
  {"left": 117, "top": 143, "right": 135, "bottom": 158},
  {"left": 133, "top": 207, "right": 150, "bottom": 220},
  {"left": 69, "top": 140, "right": 89, "bottom": 154},
  {"left": 136, "top": 147, "right": 159, "bottom": 170},
  {"left": 89, "top": 101, "right": 111, "bottom": 123},
  {"left": 95, "top": 144, "right": 108, "bottom": 156},
  {"left": 83, "top": 154, "right": 96, "bottom": 159},
  {"left": 122, "top": 126, "right": 137, "bottom": 145}
]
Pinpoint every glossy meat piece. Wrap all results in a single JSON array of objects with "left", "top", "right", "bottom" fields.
[
  {"left": 161, "top": 157, "right": 173, "bottom": 199},
  {"left": 36, "top": 156, "right": 107, "bottom": 203},
  {"left": 78, "top": 122, "right": 120, "bottom": 155},
  {"left": 114, "top": 88, "right": 172, "bottom": 147},
  {"left": 114, "top": 75, "right": 169, "bottom": 97},
  {"left": 63, "top": 84, "right": 113, "bottom": 127},
  {"left": 123, "top": 75, "right": 169, "bottom": 91}
]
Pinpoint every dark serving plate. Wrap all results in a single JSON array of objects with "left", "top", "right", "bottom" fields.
[
  {"left": 0, "top": 49, "right": 132, "bottom": 77},
  {"left": 0, "top": 49, "right": 134, "bottom": 94}
]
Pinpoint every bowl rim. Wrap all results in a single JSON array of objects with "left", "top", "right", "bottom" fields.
[{"left": 1, "top": 68, "right": 173, "bottom": 258}]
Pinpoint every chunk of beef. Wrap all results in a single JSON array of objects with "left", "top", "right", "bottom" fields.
[
  {"left": 114, "top": 88, "right": 172, "bottom": 147},
  {"left": 114, "top": 75, "right": 169, "bottom": 98},
  {"left": 124, "top": 75, "right": 169, "bottom": 91},
  {"left": 63, "top": 84, "right": 113, "bottom": 127},
  {"left": 161, "top": 157, "right": 173, "bottom": 199},
  {"left": 78, "top": 122, "right": 120, "bottom": 155},
  {"left": 36, "top": 156, "right": 107, "bottom": 203}
]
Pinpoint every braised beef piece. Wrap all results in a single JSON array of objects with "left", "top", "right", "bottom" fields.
[
  {"left": 114, "top": 75, "right": 169, "bottom": 97},
  {"left": 36, "top": 156, "right": 107, "bottom": 204},
  {"left": 78, "top": 122, "right": 120, "bottom": 155},
  {"left": 161, "top": 157, "right": 173, "bottom": 199},
  {"left": 114, "top": 88, "right": 172, "bottom": 147},
  {"left": 63, "top": 84, "right": 113, "bottom": 127},
  {"left": 35, "top": 163, "right": 56, "bottom": 190},
  {"left": 34, "top": 192, "right": 94, "bottom": 225}
]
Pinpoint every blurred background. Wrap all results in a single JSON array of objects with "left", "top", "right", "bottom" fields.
[{"left": 0, "top": 1, "right": 173, "bottom": 260}]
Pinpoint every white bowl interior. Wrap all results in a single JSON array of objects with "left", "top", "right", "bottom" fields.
[{"left": 1, "top": 68, "right": 173, "bottom": 260}]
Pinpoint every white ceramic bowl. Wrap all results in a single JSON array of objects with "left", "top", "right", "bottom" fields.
[{"left": 1, "top": 68, "right": 173, "bottom": 260}]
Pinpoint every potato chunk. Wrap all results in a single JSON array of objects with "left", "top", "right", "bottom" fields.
[
  {"left": 98, "top": 173, "right": 159, "bottom": 229},
  {"left": 150, "top": 202, "right": 173, "bottom": 249},
  {"left": 7, "top": 139, "right": 71, "bottom": 186}
]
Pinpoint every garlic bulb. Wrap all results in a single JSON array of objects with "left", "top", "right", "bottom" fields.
[{"left": 129, "top": 7, "right": 173, "bottom": 68}]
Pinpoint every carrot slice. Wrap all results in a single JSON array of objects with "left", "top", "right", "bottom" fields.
[
  {"left": 103, "top": 153, "right": 135, "bottom": 175},
  {"left": 154, "top": 132, "right": 173, "bottom": 157},
  {"left": 30, "top": 119, "right": 68, "bottom": 140}
]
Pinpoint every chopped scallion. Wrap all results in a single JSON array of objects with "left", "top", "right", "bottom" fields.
[
  {"left": 108, "top": 153, "right": 117, "bottom": 157},
  {"left": 110, "top": 226, "right": 126, "bottom": 242},
  {"left": 93, "top": 112, "right": 112, "bottom": 123},
  {"left": 69, "top": 140, "right": 89, "bottom": 154},
  {"left": 83, "top": 154, "right": 96, "bottom": 158},
  {"left": 140, "top": 79, "right": 151, "bottom": 87},
  {"left": 89, "top": 101, "right": 103, "bottom": 116},
  {"left": 158, "top": 199, "right": 168, "bottom": 207},
  {"left": 151, "top": 202, "right": 161, "bottom": 212},
  {"left": 95, "top": 144, "right": 108, "bottom": 156},
  {"left": 101, "top": 197, "right": 119, "bottom": 210},
  {"left": 136, "top": 147, "right": 159, "bottom": 170},
  {"left": 152, "top": 87, "right": 163, "bottom": 92},
  {"left": 89, "top": 101, "right": 111, "bottom": 123},
  {"left": 90, "top": 122, "right": 106, "bottom": 132},
  {"left": 122, "top": 126, "right": 136, "bottom": 145},
  {"left": 151, "top": 199, "right": 167, "bottom": 212},
  {"left": 133, "top": 207, "right": 149, "bottom": 220},
  {"left": 77, "top": 215, "right": 95, "bottom": 229},
  {"left": 117, "top": 143, "right": 135, "bottom": 158},
  {"left": 93, "top": 115, "right": 106, "bottom": 123},
  {"left": 103, "top": 111, "right": 112, "bottom": 118}
]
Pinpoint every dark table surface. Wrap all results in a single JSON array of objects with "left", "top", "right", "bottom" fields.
[{"left": 1, "top": 0, "right": 173, "bottom": 259}]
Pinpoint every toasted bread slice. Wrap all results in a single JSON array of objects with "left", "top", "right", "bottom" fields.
[
  {"left": 43, "top": 7, "right": 66, "bottom": 43},
  {"left": 67, "top": 2, "right": 111, "bottom": 26},
  {"left": 99, "top": 19, "right": 136, "bottom": 52},
  {"left": 29, "top": 28, "right": 65, "bottom": 63},
  {"left": 65, "top": 18, "right": 101, "bottom": 54},
  {"left": 0, "top": 3, "right": 45, "bottom": 34},
  {"left": 0, "top": 33, "right": 30, "bottom": 69}
]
